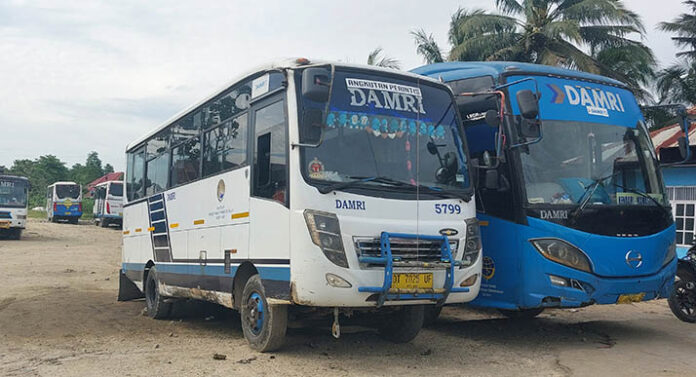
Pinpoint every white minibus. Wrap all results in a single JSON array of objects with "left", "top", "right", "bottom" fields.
[
  {"left": 118, "top": 59, "right": 482, "bottom": 351},
  {"left": 47, "top": 181, "right": 83, "bottom": 224},
  {"left": 93, "top": 180, "right": 124, "bottom": 227},
  {"left": 0, "top": 175, "right": 29, "bottom": 239}
]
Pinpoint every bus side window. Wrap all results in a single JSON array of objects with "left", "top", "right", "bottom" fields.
[
  {"left": 127, "top": 149, "right": 145, "bottom": 201},
  {"left": 252, "top": 99, "right": 287, "bottom": 205}
]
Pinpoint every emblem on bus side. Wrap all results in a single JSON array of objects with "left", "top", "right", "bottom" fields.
[
  {"left": 439, "top": 228, "right": 458, "bottom": 236},
  {"left": 217, "top": 180, "right": 225, "bottom": 202}
]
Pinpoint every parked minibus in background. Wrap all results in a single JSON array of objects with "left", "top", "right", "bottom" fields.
[
  {"left": 93, "top": 180, "right": 124, "bottom": 228},
  {"left": 118, "top": 59, "right": 482, "bottom": 351},
  {"left": 413, "top": 62, "right": 680, "bottom": 318},
  {"left": 0, "top": 175, "right": 29, "bottom": 240},
  {"left": 47, "top": 182, "right": 83, "bottom": 224}
]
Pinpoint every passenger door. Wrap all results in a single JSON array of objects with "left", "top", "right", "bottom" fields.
[{"left": 248, "top": 94, "right": 290, "bottom": 261}]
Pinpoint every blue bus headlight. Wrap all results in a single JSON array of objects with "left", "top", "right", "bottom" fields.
[
  {"left": 461, "top": 218, "right": 481, "bottom": 267},
  {"left": 304, "top": 210, "right": 348, "bottom": 268},
  {"left": 663, "top": 242, "right": 676, "bottom": 267},
  {"left": 530, "top": 238, "right": 592, "bottom": 273}
]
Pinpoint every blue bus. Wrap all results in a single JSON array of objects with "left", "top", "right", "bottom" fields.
[{"left": 413, "top": 62, "right": 678, "bottom": 317}]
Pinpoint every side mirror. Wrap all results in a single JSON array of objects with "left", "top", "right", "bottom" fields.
[
  {"left": 518, "top": 118, "right": 541, "bottom": 139},
  {"left": 484, "top": 169, "right": 499, "bottom": 190},
  {"left": 679, "top": 136, "right": 689, "bottom": 159},
  {"left": 302, "top": 67, "right": 331, "bottom": 103},
  {"left": 300, "top": 108, "right": 324, "bottom": 145},
  {"left": 484, "top": 109, "right": 500, "bottom": 128},
  {"left": 516, "top": 90, "right": 539, "bottom": 120}
]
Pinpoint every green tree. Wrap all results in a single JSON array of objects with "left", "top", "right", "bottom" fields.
[
  {"left": 103, "top": 163, "right": 114, "bottom": 174},
  {"left": 412, "top": 1, "right": 655, "bottom": 97},
  {"left": 8, "top": 155, "right": 70, "bottom": 207},
  {"left": 656, "top": 1, "right": 696, "bottom": 105},
  {"left": 366, "top": 47, "right": 401, "bottom": 69},
  {"left": 70, "top": 151, "right": 106, "bottom": 185}
]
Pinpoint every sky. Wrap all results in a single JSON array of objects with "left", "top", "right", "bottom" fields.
[{"left": 0, "top": 0, "right": 689, "bottom": 171}]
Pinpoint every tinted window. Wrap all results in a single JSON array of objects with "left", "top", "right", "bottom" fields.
[
  {"left": 145, "top": 154, "right": 168, "bottom": 196},
  {"left": 56, "top": 184, "right": 80, "bottom": 200},
  {"left": 0, "top": 178, "right": 28, "bottom": 207},
  {"left": 109, "top": 182, "right": 123, "bottom": 197},
  {"left": 203, "top": 113, "right": 248, "bottom": 177},
  {"left": 171, "top": 114, "right": 198, "bottom": 146},
  {"left": 171, "top": 137, "right": 201, "bottom": 186},
  {"left": 253, "top": 100, "right": 287, "bottom": 204},
  {"left": 146, "top": 131, "right": 169, "bottom": 159},
  {"left": 205, "top": 83, "right": 253, "bottom": 130},
  {"left": 127, "top": 151, "right": 145, "bottom": 201}
]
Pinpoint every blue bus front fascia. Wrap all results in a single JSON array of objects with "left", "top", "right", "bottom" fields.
[{"left": 473, "top": 214, "right": 676, "bottom": 309}]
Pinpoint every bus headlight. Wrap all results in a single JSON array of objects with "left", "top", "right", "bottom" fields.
[
  {"left": 530, "top": 238, "right": 592, "bottom": 273},
  {"left": 663, "top": 242, "right": 676, "bottom": 267},
  {"left": 304, "top": 210, "right": 348, "bottom": 268},
  {"left": 461, "top": 218, "right": 481, "bottom": 268}
]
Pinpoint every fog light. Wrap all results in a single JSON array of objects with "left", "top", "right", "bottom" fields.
[
  {"left": 460, "top": 274, "right": 478, "bottom": 287},
  {"left": 325, "top": 273, "right": 352, "bottom": 288},
  {"left": 549, "top": 275, "right": 569, "bottom": 287}
]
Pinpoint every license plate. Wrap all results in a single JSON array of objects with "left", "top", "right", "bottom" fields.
[
  {"left": 617, "top": 292, "right": 645, "bottom": 304},
  {"left": 65, "top": 212, "right": 71, "bottom": 215},
  {"left": 118, "top": 213, "right": 123, "bottom": 217},
  {"left": 391, "top": 273, "right": 433, "bottom": 290},
  {"left": 0, "top": 221, "right": 9, "bottom": 229}
]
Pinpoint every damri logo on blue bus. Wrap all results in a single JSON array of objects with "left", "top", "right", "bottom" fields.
[{"left": 548, "top": 83, "right": 625, "bottom": 117}]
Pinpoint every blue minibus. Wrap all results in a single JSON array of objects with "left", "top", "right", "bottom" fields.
[{"left": 413, "top": 62, "right": 680, "bottom": 317}]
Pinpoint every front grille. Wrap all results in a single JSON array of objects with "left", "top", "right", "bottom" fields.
[
  {"left": 354, "top": 236, "right": 458, "bottom": 265},
  {"left": 0, "top": 212, "right": 10, "bottom": 219}
]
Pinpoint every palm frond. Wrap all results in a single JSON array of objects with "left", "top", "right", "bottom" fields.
[
  {"left": 411, "top": 29, "right": 445, "bottom": 64},
  {"left": 366, "top": 47, "right": 401, "bottom": 69},
  {"left": 495, "top": 0, "right": 524, "bottom": 15}
]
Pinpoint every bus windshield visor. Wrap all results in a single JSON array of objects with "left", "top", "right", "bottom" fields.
[
  {"left": 0, "top": 179, "right": 28, "bottom": 208},
  {"left": 520, "top": 121, "right": 665, "bottom": 207},
  {"left": 55, "top": 184, "right": 81, "bottom": 200},
  {"left": 109, "top": 182, "right": 123, "bottom": 197},
  {"left": 300, "top": 68, "right": 471, "bottom": 196}
]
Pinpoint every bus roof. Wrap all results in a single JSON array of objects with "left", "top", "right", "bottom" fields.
[
  {"left": 126, "top": 58, "right": 446, "bottom": 152},
  {"left": 410, "top": 61, "right": 626, "bottom": 88},
  {"left": 49, "top": 181, "right": 79, "bottom": 187},
  {"left": 0, "top": 175, "right": 29, "bottom": 181}
]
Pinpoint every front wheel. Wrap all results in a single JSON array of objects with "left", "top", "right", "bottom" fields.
[
  {"left": 423, "top": 305, "right": 442, "bottom": 326},
  {"left": 240, "top": 275, "right": 287, "bottom": 352},
  {"left": 378, "top": 305, "right": 424, "bottom": 343},
  {"left": 669, "top": 279, "right": 696, "bottom": 323},
  {"left": 499, "top": 308, "right": 544, "bottom": 319}
]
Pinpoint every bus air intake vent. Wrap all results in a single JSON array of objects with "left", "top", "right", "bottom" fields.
[{"left": 353, "top": 236, "right": 458, "bottom": 266}]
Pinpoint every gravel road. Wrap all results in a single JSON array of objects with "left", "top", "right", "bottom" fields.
[{"left": 1, "top": 219, "right": 695, "bottom": 376}]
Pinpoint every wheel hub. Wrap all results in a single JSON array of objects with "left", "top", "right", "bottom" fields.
[{"left": 245, "top": 293, "right": 264, "bottom": 335}]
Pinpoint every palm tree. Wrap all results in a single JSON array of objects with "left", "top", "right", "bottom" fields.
[
  {"left": 656, "top": 1, "right": 696, "bottom": 105},
  {"left": 412, "top": 0, "right": 655, "bottom": 94},
  {"left": 366, "top": 47, "right": 401, "bottom": 70}
]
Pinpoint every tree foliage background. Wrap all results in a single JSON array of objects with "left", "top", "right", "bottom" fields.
[{"left": 1, "top": 152, "right": 116, "bottom": 208}]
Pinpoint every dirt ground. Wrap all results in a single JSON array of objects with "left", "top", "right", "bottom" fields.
[{"left": 1, "top": 219, "right": 695, "bottom": 377}]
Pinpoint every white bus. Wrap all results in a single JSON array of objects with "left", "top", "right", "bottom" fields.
[
  {"left": 118, "top": 59, "right": 482, "bottom": 351},
  {"left": 93, "top": 180, "right": 124, "bottom": 227},
  {"left": 47, "top": 181, "right": 83, "bottom": 224},
  {"left": 0, "top": 175, "right": 29, "bottom": 240}
]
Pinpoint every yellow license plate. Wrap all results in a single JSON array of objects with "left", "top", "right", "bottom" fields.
[
  {"left": 391, "top": 273, "right": 433, "bottom": 290},
  {"left": 617, "top": 293, "right": 645, "bottom": 304},
  {"left": 0, "top": 221, "right": 9, "bottom": 229}
]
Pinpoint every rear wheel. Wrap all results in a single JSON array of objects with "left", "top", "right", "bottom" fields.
[
  {"left": 100, "top": 218, "right": 109, "bottom": 228},
  {"left": 69, "top": 217, "right": 79, "bottom": 225},
  {"left": 499, "top": 308, "right": 544, "bottom": 319},
  {"left": 240, "top": 275, "right": 287, "bottom": 352},
  {"left": 145, "top": 267, "right": 171, "bottom": 319},
  {"left": 378, "top": 305, "right": 424, "bottom": 343},
  {"left": 10, "top": 229, "right": 21, "bottom": 240}
]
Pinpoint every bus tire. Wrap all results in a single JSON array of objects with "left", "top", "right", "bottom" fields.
[
  {"left": 100, "top": 219, "right": 109, "bottom": 228},
  {"left": 498, "top": 308, "right": 544, "bottom": 319},
  {"left": 69, "top": 218, "right": 79, "bottom": 225},
  {"left": 378, "top": 305, "right": 424, "bottom": 343},
  {"left": 423, "top": 305, "right": 442, "bottom": 326},
  {"left": 10, "top": 229, "right": 21, "bottom": 240},
  {"left": 145, "top": 267, "right": 171, "bottom": 319},
  {"left": 240, "top": 274, "right": 287, "bottom": 352}
]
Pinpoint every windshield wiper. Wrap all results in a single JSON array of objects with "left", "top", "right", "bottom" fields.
[
  {"left": 318, "top": 176, "right": 471, "bottom": 201},
  {"left": 569, "top": 172, "right": 619, "bottom": 222}
]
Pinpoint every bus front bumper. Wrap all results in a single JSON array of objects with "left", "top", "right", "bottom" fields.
[{"left": 520, "top": 258, "right": 677, "bottom": 308}]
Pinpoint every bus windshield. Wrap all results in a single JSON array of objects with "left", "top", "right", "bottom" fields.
[
  {"left": 0, "top": 178, "right": 28, "bottom": 208},
  {"left": 300, "top": 68, "right": 471, "bottom": 197},
  {"left": 55, "top": 184, "right": 81, "bottom": 200},
  {"left": 520, "top": 120, "right": 665, "bottom": 207},
  {"left": 109, "top": 182, "right": 123, "bottom": 197}
]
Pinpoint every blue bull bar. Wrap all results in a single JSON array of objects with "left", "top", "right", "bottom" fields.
[{"left": 357, "top": 232, "right": 469, "bottom": 307}]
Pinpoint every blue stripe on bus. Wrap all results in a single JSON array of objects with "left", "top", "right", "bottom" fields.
[{"left": 122, "top": 262, "right": 291, "bottom": 281}]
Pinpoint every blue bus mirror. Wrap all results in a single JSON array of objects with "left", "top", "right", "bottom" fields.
[
  {"left": 516, "top": 90, "right": 539, "bottom": 119},
  {"left": 301, "top": 67, "right": 331, "bottom": 103},
  {"left": 299, "top": 108, "right": 324, "bottom": 145},
  {"left": 678, "top": 136, "right": 689, "bottom": 160},
  {"left": 484, "top": 169, "right": 499, "bottom": 190}
]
